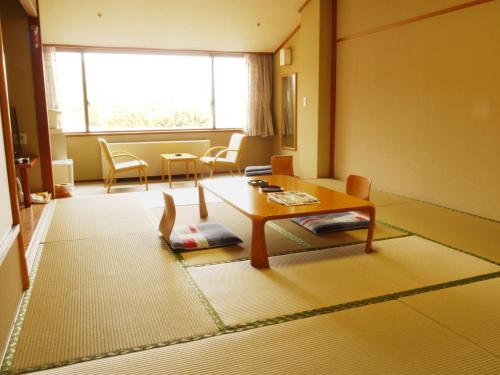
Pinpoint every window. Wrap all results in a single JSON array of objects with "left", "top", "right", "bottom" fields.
[
  {"left": 53, "top": 50, "right": 248, "bottom": 133},
  {"left": 55, "top": 51, "right": 86, "bottom": 133},
  {"left": 213, "top": 57, "right": 248, "bottom": 129}
]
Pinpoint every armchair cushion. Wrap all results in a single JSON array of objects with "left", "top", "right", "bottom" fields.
[
  {"left": 293, "top": 212, "right": 369, "bottom": 234},
  {"left": 115, "top": 160, "right": 149, "bottom": 171},
  {"left": 199, "top": 156, "right": 234, "bottom": 165},
  {"left": 169, "top": 222, "right": 243, "bottom": 251}
]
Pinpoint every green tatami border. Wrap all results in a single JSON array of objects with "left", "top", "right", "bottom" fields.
[{"left": 169, "top": 248, "right": 227, "bottom": 331}]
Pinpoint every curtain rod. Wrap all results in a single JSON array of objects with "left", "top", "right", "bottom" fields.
[{"left": 43, "top": 44, "right": 273, "bottom": 56}]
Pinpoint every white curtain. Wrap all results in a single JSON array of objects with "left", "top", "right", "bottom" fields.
[
  {"left": 42, "top": 46, "right": 61, "bottom": 128},
  {"left": 245, "top": 54, "right": 274, "bottom": 137}
]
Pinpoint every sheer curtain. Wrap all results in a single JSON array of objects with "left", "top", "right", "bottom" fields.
[
  {"left": 42, "top": 46, "right": 61, "bottom": 128},
  {"left": 245, "top": 54, "right": 274, "bottom": 137}
]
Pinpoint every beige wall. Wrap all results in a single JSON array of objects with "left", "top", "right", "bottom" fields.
[
  {"left": 337, "top": 0, "right": 469, "bottom": 38},
  {"left": 335, "top": 0, "right": 500, "bottom": 221},
  {"left": 68, "top": 132, "right": 273, "bottom": 181},
  {"left": 272, "top": 0, "right": 332, "bottom": 178},
  {"left": 0, "top": 0, "right": 43, "bottom": 192}
]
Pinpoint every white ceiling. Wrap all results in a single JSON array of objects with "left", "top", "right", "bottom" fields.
[{"left": 39, "top": 0, "right": 304, "bottom": 53}]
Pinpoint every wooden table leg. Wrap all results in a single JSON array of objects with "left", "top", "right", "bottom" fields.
[
  {"left": 168, "top": 160, "right": 172, "bottom": 188},
  {"left": 193, "top": 160, "right": 198, "bottom": 187},
  {"left": 185, "top": 160, "right": 189, "bottom": 179},
  {"left": 161, "top": 157, "right": 165, "bottom": 181},
  {"left": 20, "top": 168, "right": 31, "bottom": 207},
  {"left": 198, "top": 185, "right": 208, "bottom": 218},
  {"left": 364, "top": 206, "right": 376, "bottom": 253},
  {"left": 250, "top": 219, "right": 270, "bottom": 268}
]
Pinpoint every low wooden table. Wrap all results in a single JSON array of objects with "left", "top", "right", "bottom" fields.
[
  {"left": 160, "top": 153, "right": 198, "bottom": 188},
  {"left": 198, "top": 175, "right": 376, "bottom": 268}
]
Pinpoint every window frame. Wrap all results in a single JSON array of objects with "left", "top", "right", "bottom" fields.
[{"left": 50, "top": 46, "right": 249, "bottom": 135}]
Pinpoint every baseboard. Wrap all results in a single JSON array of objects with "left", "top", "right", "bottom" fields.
[{"left": 26, "top": 201, "right": 55, "bottom": 272}]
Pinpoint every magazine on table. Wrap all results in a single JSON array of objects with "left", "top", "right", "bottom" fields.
[{"left": 267, "top": 191, "right": 320, "bottom": 206}]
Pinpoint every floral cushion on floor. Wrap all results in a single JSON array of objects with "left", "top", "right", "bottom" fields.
[
  {"left": 169, "top": 223, "right": 243, "bottom": 251},
  {"left": 293, "top": 212, "right": 369, "bottom": 234}
]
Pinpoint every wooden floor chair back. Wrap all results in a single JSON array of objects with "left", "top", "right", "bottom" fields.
[
  {"left": 271, "top": 155, "right": 294, "bottom": 176},
  {"left": 98, "top": 137, "right": 149, "bottom": 193},
  {"left": 199, "top": 133, "right": 248, "bottom": 177},
  {"left": 346, "top": 174, "right": 372, "bottom": 200},
  {"left": 159, "top": 192, "right": 176, "bottom": 241}
]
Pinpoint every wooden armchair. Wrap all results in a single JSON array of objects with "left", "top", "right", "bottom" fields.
[
  {"left": 199, "top": 133, "right": 248, "bottom": 177},
  {"left": 98, "top": 138, "right": 149, "bottom": 193}
]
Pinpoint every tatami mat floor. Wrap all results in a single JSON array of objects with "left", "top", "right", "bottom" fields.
[
  {"left": 377, "top": 201, "right": 500, "bottom": 263},
  {"left": 31, "top": 299, "right": 500, "bottom": 375},
  {"left": 9, "top": 233, "right": 219, "bottom": 371},
  {"left": 188, "top": 236, "right": 498, "bottom": 325},
  {"left": 1, "top": 178, "right": 499, "bottom": 374},
  {"left": 401, "top": 277, "right": 500, "bottom": 357}
]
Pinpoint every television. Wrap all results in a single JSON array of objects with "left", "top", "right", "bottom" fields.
[{"left": 9, "top": 106, "right": 22, "bottom": 157}]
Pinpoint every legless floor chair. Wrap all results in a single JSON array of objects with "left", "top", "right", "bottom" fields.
[
  {"left": 244, "top": 155, "right": 293, "bottom": 177},
  {"left": 98, "top": 138, "right": 149, "bottom": 193},
  {"left": 346, "top": 174, "right": 372, "bottom": 200},
  {"left": 159, "top": 192, "right": 242, "bottom": 251},
  {"left": 293, "top": 174, "right": 373, "bottom": 234},
  {"left": 271, "top": 155, "right": 294, "bottom": 176},
  {"left": 199, "top": 133, "right": 248, "bottom": 177}
]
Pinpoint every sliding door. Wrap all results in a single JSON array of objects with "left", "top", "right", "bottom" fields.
[
  {"left": 0, "top": 112, "right": 14, "bottom": 264},
  {"left": 0, "top": 17, "right": 29, "bottom": 358}
]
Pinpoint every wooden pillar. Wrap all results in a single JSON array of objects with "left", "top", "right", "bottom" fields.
[
  {"left": 329, "top": 0, "right": 337, "bottom": 177},
  {"left": 28, "top": 16, "right": 54, "bottom": 195}
]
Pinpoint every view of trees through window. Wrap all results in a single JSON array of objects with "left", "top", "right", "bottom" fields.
[{"left": 54, "top": 50, "right": 248, "bottom": 132}]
